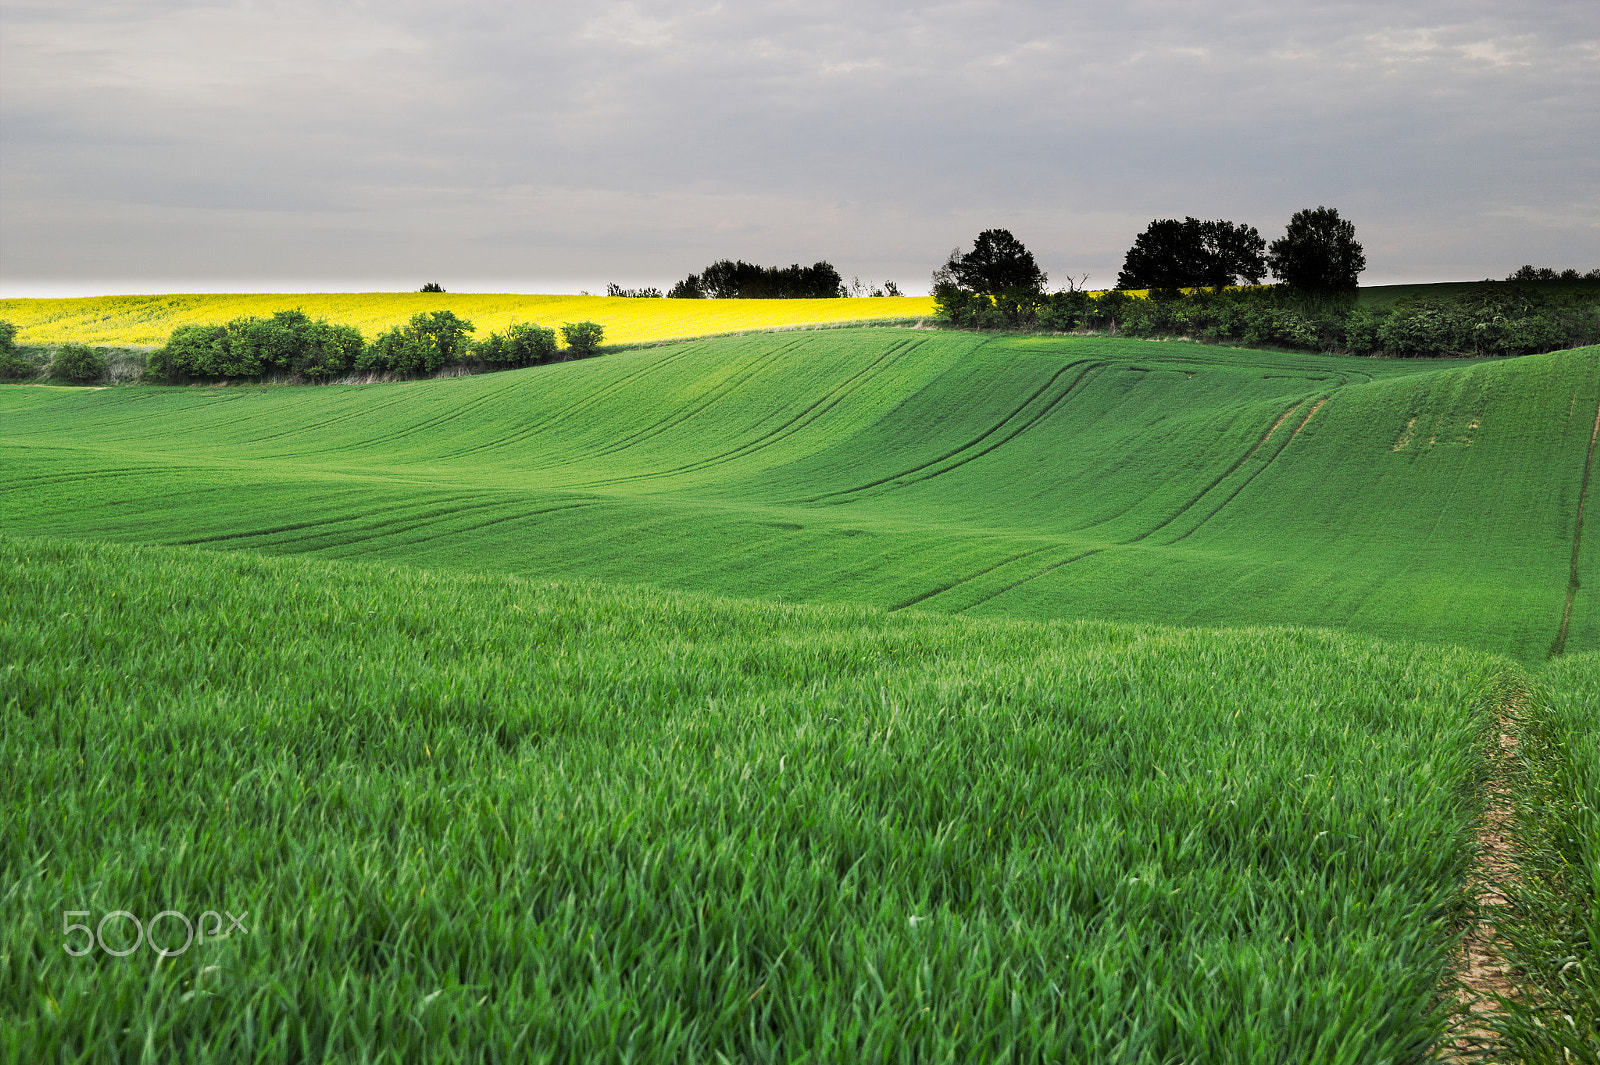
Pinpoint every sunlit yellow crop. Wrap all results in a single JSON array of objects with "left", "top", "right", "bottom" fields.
[{"left": 0, "top": 292, "right": 937, "bottom": 348}]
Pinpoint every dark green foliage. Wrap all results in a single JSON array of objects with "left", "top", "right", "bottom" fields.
[
  {"left": 360, "top": 311, "right": 476, "bottom": 375},
  {"left": 666, "top": 274, "right": 705, "bottom": 298},
  {"left": 930, "top": 281, "right": 979, "bottom": 326},
  {"left": 147, "top": 311, "right": 365, "bottom": 382},
  {"left": 676, "top": 260, "right": 846, "bottom": 299},
  {"left": 410, "top": 310, "right": 475, "bottom": 367},
  {"left": 931, "top": 282, "right": 1050, "bottom": 330},
  {"left": 294, "top": 320, "right": 366, "bottom": 379},
  {"left": 931, "top": 230, "right": 1051, "bottom": 329},
  {"left": 560, "top": 320, "right": 605, "bottom": 357},
  {"left": 940, "top": 229, "right": 1047, "bottom": 296},
  {"left": 475, "top": 322, "right": 559, "bottom": 368},
  {"left": 1037, "top": 289, "right": 1095, "bottom": 331},
  {"left": 0, "top": 320, "right": 33, "bottom": 380},
  {"left": 419, "top": 282, "right": 445, "bottom": 293},
  {"left": 606, "top": 283, "right": 664, "bottom": 298},
  {"left": 147, "top": 323, "right": 227, "bottom": 381},
  {"left": 1268, "top": 206, "right": 1366, "bottom": 293},
  {"left": 1372, "top": 283, "right": 1598, "bottom": 358},
  {"left": 1026, "top": 282, "right": 1597, "bottom": 358},
  {"left": 47, "top": 342, "right": 108, "bottom": 383},
  {"left": 358, "top": 325, "right": 430, "bottom": 374},
  {"left": 1507, "top": 265, "right": 1600, "bottom": 282},
  {"left": 1116, "top": 217, "right": 1266, "bottom": 290}
]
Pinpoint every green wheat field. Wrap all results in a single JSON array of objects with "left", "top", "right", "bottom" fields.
[{"left": 4, "top": 324, "right": 1598, "bottom": 1061}]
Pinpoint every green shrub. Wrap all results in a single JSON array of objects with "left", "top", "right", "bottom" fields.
[
  {"left": 48, "top": 343, "right": 108, "bottom": 384},
  {"left": 358, "top": 327, "right": 429, "bottom": 374},
  {"left": 148, "top": 313, "right": 366, "bottom": 381},
  {"left": 560, "top": 320, "right": 605, "bottom": 358},
  {"left": 476, "top": 322, "right": 558, "bottom": 369},
  {"left": 292, "top": 320, "right": 365, "bottom": 379},
  {"left": 1037, "top": 290, "right": 1093, "bottom": 331},
  {"left": 0, "top": 320, "right": 33, "bottom": 380}
]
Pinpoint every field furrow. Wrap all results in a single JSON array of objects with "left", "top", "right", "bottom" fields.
[
  {"left": 803, "top": 359, "right": 1104, "bottom": 504},
  {"left": 1550, "top": 390, "right": 1600, "bottom": 656},
  {"left": 568, "top": 336, "right": 929, "bottom": 489}
]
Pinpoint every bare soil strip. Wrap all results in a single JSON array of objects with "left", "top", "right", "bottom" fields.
[
  {"left": 1289, "top": 396, "right": 1328, "bottom": 440},
  {"left": 1442, "top": 700, "right": 1525, "bottom": 1062},
  {"left": 1551, "top": 396, "right": 1600, "bottom": 657},
  {"left": 1393, "top": 415, "right": 1418, "bottom": 451}
]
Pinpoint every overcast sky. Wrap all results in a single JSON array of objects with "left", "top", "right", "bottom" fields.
[{"left": 2, "top": 0, "right": 1597, "bottom": 296}]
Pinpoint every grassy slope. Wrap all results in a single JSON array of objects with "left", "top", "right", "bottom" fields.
[
  {"left": 0, "top": 292, "right": 935, "bottom": 348},
  {"left": 3, "top": 330, "right": 1596, "bottom": 662},
  {"left": 2, "top": 537, "right": 1506, "bottom": 1062}
]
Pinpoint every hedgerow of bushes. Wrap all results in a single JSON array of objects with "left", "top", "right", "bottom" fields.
[
  {"left": 143, "top": 309, "right": 597, "bottom": 384},
  {"left": 935, "top": 281, "right": 1600, "bottom": 358}
]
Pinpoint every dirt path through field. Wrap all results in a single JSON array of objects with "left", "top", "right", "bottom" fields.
[{"left": 1441, "top": 696, "right": 1525, "bottom": 1061}]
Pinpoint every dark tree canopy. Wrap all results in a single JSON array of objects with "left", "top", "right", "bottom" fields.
[
  {"left": 1506, "top": 265, "right": 1600, "bottom": 282},
  {"left": 606, "top": 283, "right": 664, "bottom": 298},
  {"left": 419, "top": 282, "right": 445, "bottom": 293},
  {"left": 668, "top": 260, "right": 844, "bottom": 299},
  {"left": 939, "top": 229, "right": 1047, "bottom": 296},
  {"left": 1267, "top": 207, "right": 1366, "bottom": 293},
  {"left": 1116, "top": 218, "right": 1266, "bottom": 290}
]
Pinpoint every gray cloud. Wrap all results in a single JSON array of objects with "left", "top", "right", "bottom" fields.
[{"left": 3, "top": 0, "right": 1596, "bottom": 295}]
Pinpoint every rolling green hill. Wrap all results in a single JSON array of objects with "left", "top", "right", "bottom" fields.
[{"left": 3, "top": 329, "right": 1594, "bottom": 662}]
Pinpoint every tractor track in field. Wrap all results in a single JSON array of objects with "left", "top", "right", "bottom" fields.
[
  {"left": 1125, "top": 396, "right": 1310, "bottom": 545},
  {"left": 1550, "top": 390, "right": 1600, "bottom": 657},
  {"left": 292, "top": 498, "right": 538, "bottom": 551},
  {"left": 231, "top": 389, "right": 429, "bottom": 448},
  {"left": 567, "top": 337, "right": 812, "bottom": 464},
  {"left": 956, "top": 392, "right": 1323, "bottom": 610},
  {"left": 954, "top": 548, "right": 1107, "bottom": 613},
  {"left": 0, "top": 465, "right": 169, "bottom": 493},
  {"left": 801, "top": 360, "right": 1105, "bottom": 504},
  {"left": 566, "top": 337, "right": 929, "bottom": 489},
  {"left": 343, "top": 500, "right": 601, "bottom": 553},
  {"left": 276, "top": 376, "right": 532, "bottom": 454},
  {"left": 11, "top": 392, "right": 283, "bottom": 435},
  {"left": 1162, "top": 394, "right": 1330, "bottom": 545},
  {"left": 166, "top": 494, "right": 490, "bottom": 546},
  {"left": 888, "top": 543, "right": 1058, "bottom": 612},
  {"left": 450, "top": 342, "right": 709, "bottom": 459},
  {"left": 452, "top": 339, "right": 795, "bottom": 473}
]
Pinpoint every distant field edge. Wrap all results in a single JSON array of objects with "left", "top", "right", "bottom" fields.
[{"left": 0, "top": 292, "right": 938, "bottom": 348}]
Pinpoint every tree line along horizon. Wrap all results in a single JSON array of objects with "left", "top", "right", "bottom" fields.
[
  {"left": 927, "top": 206, "right": 1598, "bottom": 359},
  {"left": 1, "top": 204, "right": 1596, "bottom": 384}
]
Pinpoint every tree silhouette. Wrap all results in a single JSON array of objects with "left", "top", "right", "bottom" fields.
[{"left": 1267, "top": 207, "right": 1365, "bottom": 293}]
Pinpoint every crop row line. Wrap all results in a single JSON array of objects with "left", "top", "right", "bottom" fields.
[
  {"left": 802, "top": 359, "right": 1104, "bottom": 504},
  {"left": 569, "top": 336, "right": 933, "bottom": 490},
  {"left": 1549, "top": 387, "right": 1600, "bottom": 657}
]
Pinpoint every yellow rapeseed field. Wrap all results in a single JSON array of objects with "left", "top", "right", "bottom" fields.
[{"left": 0, "top": 293, "right": 937, "bottom": 348}]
